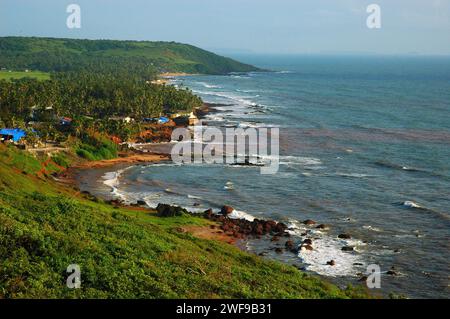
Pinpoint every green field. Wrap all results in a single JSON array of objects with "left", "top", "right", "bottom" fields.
[
  {"left": 0, "top": 144, "right": 370, "bottom": 299},
  {"left": 0, "top": 70, "right": 50, "bottom": 81}
]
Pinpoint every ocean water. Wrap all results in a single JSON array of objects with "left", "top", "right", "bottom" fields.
[{"left": 91, "top": 55, "right": 450, "bottom": 298}]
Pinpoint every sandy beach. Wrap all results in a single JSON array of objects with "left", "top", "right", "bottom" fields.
[{"left": 73, "top": 153, "right": 170, "bottom": 169}]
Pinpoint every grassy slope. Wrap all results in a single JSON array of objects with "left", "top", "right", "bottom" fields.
[
  {"left": 0, "top": 37, "right": 261, "bottom": 75},
  {"left": 0, "top": 145, "right": 369, "bottom": 298},
  {"left": 0, "top": 70, "right": 50, "bottom": 81}
]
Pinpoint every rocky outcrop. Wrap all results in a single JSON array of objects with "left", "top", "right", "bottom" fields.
[
  {"left": 156, "top": 203, "right": 189, "bottom": 217},
  {"left": 203, "top": 209, "right": 289, "bottom": 240}
]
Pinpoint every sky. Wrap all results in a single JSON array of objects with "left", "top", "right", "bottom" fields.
[{"left": 0, "top": 0, "right": 449, "bottom": 55}]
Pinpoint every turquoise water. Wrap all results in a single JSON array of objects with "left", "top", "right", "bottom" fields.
[{"left": 106, "top": 56, "right": 450, "bottom": 298}]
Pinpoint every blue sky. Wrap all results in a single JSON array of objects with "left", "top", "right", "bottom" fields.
[{"left": 1, "top": 0, "right": 449, "bottom": 55}]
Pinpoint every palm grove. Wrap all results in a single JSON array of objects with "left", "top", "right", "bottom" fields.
[{"left": 0, "top": 37, "right": 216, "bottom": 159}]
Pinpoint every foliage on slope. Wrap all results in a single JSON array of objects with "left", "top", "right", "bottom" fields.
[{"left": 0, "top": 145, "right": 369, "bottom": 298}]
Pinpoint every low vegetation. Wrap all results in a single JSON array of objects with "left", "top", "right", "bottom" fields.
[{"left": 0, "top": 145, "right": 369, "bottom": 298}]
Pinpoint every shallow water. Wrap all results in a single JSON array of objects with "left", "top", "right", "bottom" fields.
[{"left": 86, "top": 55, "right": 450, "bottom": 298}]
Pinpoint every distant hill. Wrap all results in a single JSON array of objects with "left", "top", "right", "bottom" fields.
[{"left": 0, "top": 37, "right": 261, "bottom": 75}]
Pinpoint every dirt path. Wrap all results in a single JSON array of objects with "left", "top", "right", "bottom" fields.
[{"left": 181, "top": 225, "right": 237, "bottom": 245}]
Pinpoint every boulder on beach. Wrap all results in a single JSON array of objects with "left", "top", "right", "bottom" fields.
[
  {"left": 136, "top": 200, "right": 147, "bottom": 206},
  {"left": 303, "top": 238, "right": 313, "bottom": 245},
  {"left": 220, "top": 205, "right": 234, "bottom": 215},
  {"left": 303, "top": 219, "right": 316, "bottom": 226},
  {"left": 156, "top": 203, "right": 189, "bottom": 217},
  {"left": 338, "top": 233, "right": 352, "bottom": 239}
]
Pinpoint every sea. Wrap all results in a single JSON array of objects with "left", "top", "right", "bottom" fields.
[{"left": 80, "top": 55, "right": 450, "bottom": 298}]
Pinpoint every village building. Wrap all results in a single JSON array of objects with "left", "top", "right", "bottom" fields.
[{"left": 59, "top": 117, "right": 73, "bottom": 126}]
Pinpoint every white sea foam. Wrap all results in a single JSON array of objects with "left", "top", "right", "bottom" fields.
[
  {"left": 191, "top": 89, "right": 260, "bottom": 108},
  {"left": 297, "top": 237, "right": 366, "bottom": 277},
  {"left": 229, "top": 209, "right": 256, "bottom": 222},
  {"left": 287, "top": 221, "right": 367, "bottom": 277},
  {"left": 102, "top": 171, "right": 120, "bottom": 188},
  {"left": 238, "top": 121, "right": 278, "bottom": 128},
  {"left": 195, "top": 81, "right": 221, "bottom": 89},
  {"left": 224, "top": 181, "right": 234, "bottom": 190},
  {"left": 263, "top": 155, "right": 322, "bottom": 167},
  {"left": 102, "top": 167, "right": 135, "bottom": 200},
  {"left": 362, "top": 225, "right": 383, "bottom": 232},
  {"left": 276, "top": 70, "right": 294, "bottom": 74},
  {"left": 187, "top": 194, "right": 202, "bottom": 199},
  {"left": 403, "top": 201, "right": 421, "bottom": 209},
  {"left": 335, "top": 173, "right": 377, "bottom": 178}
]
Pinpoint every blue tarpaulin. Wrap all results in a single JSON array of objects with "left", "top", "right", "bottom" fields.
[
  {"left": 0, "top": 128, "right": 26, "bottom": 142},
  {"left": 158, "top": 116, "right": 169, "bottom": 124}
]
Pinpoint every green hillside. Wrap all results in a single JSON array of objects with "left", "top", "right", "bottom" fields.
[
  {"left": 0, "top": 144, "right": 369, "bottom": 298},
  {"left": 0, "top": 37, "right": 261, "bottom": 75}
]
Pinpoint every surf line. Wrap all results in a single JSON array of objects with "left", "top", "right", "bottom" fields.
[{"left": 171, "top": 121, "right": 280, "bottom": 175}]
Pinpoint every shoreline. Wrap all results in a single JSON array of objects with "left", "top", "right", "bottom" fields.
[
  {"left": 62, "top": 152, "right": 244, "bottom": 247},
  {"left": 61, "top": 98, "right": 371, "bottom": 281},
  {"left": 68, "top": 156, "right": 371, "bottom": 284}
]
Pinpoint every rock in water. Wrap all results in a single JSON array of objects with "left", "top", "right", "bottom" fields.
[
  {"left": 338, "top": 233, "right": 352, "bottom": 239},
  {"left": 301, "top": 244, "right": 314, "bottom": 251},
  {"left": 285, "top": 240, "right": 294, "bottom": 249}
]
